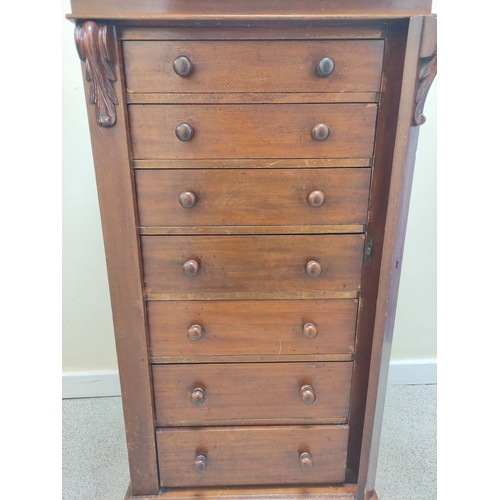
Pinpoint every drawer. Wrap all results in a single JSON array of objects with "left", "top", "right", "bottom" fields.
[
  {"left": 141, "top": 234, "right": 365, "bottom": 298},
  {"left": 129, "top": 104, "right": 377, "bottom": 159},
  {"left": 148, "top": 299, "right": 357, "bottom": 360},
  {"left": 136, "top": 168, "right": 371, "bottom": 227},
  {"left": 157, "top": 425, "right": 349, "bottom": 487},
  {"left": 153, "top": 362, "right": 352, "bottom": 425},
  {"left": 123, "top": 40, "right": 384, "bottom": 94}
]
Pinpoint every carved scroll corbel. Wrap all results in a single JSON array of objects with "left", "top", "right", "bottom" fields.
[
  {"left": 75, "top": 22, "right": 118, "bottom": 127},
  {"left": 413, "top": 15, "right": 437, "bottom": 126}
]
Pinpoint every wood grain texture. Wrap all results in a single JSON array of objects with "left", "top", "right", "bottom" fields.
[
  {"left": 126, "top": 92, "right": 379, "bottom": 104},
  {"left": 135, "top": 168, "right": 371, "bottom": 227},
  {"left": 361, "top": 16, "right": 436, "bottom": 498},
  {"left": 150, "top": 354, "right": 354, "bottom": 364},
  {"left": 118, "top": 25, "right": 384, "bottom": 40},
  {"left": 128, "top": 104, "right": 377, "bottom": 159},
  {"left": 75, "top": 25, "right": 159, "bottom": 495},
  {"left": 156, "top": 425, "right": 349, "bottom": 487},
  {"left": 67, "top": 3, "right": 434, "bottom": 497},
  {"left": 345, "top": 21, "right": 411, "bottom": 492},
  {"left": 153, "top": 362, "right": 353, "bottom": 425},
  {"left": 139, "top": 225, "right": 365, "bottom": 235},
  {"left": 145, "top": 291, "right": 359, "bottom": 301},
  {"left": 69, "top": 0, "right": 432, "bottom": 20},
  {"left": 123, "top": 40, "right": 383, "bottom": 94},
  {"left": 147, "top": 299, "right": 357, "bottom": 358},
  {"left": 133, "top": 158, "right": 372, "bottom": 169},
  {"left": 125, "top": 484, "right": 358, "bottom": 500},
  {"left": 141, "top": 234, "right": 365, "bottom": 296}
]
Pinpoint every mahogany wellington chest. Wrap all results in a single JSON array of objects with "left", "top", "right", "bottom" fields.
[{"left": 67, "top": 1, "right": 436, "bottom": 499}]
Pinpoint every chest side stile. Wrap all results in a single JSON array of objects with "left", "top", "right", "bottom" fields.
[{"left": 74, "top": 22, "right": 159, "bottom": 496}]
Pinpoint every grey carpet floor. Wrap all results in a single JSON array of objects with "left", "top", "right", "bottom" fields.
[{"left": 62, "top": 384, "right": 436, "bottom": 500}]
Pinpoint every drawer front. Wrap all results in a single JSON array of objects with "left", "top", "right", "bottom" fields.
[
  {"left": 129, "top": 104, "right": 377, "bottom": 159},
  {"left": 123, "top": 40, "right": 384, "bottom": 94},
  {"left": 157, "top": 425, "right": 349, "bottom": 487},
  {"left": 141, "top": 234, "right": 364, "bottom": 297},
  {"left": 136, "top": 168, "right": 371, "bottom": 227},
  {"left": 153, "top": 362, "right": 352, "bottom": 425},
  {"left": 148, "top": 299, "right": 357, "bottom": 359}
]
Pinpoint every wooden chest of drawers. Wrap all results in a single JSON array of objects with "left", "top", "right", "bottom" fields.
[{"left": 67, "top": 1, "right": 436, "bottom": 498}]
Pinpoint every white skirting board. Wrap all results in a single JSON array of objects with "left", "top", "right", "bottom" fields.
[
  {"left": 62, "top": 359, "right": 436, "bottom": 399},
  {"left": 387, "top": 359, "right": 437, "bottom": 385},
  {"left": 62, "top": 370, "right": 122, "bottom": 399}
]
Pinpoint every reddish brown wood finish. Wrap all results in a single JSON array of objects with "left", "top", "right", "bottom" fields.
[
  {"left": 68, "top": 4, "right": 436, "bottom": 499},
  {"left": 345, "top": 19, "right": 410, "bottom": 487},
  {"left": 156, "top": 425, "right": 349, "bottom": 487},
  {"left": 69, "top": 0, "right": 432, "bottom": 20},
  {"left": 127, "top": 92, "right": 379, "bottom": 104},
  {"left": 125, "top": 484, "right": 358, "bottom": 500},
  {"left": 141, "top": 235, "right": 365, "bottom": 297},
  {"left": 128, "top": 104, "right": 377, "bottom": 159},
  {"left": 75, "top": 22, "right": 118, "bottom": 127},
  {"left": 152, "top": 362, "right": 353, "bottom": 425},
  {"left": 118, "top": 25, "right": 385, "bottom": 41},
  {"left": 135, "top": 168, "right": 371, "bottom": 227},
  {"left": 147, "top": 299, "right": 358, "bottom": 359},
  {"left": 74, "top": 23, "right": 159, "bottom": 496},
  {"left": 133, "top": 158, "right": 372, "bottom": 169},
  {"left": 123, "top": 40, "right": 383, "bottom": 94},
  {"left": 361, "top": 16, "right": 436, "bottom": 500}
]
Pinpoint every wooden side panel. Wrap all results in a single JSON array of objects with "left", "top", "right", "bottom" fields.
[
  {"left": 75, "top": 24, "right": 159, "bottom": 495},
  {"left": 141, "top": 234, "right": 365, "bottom": 296},
  {"left": 152, "top": 361, "right": 353, "bottom": 425},
  {"left": 156, "top": 425, "right": 350, "bottom": 487},
  {"left": 361, "top": 16, "right": 436, "bottom": 500},
  {"left": 123, "top": 40, "right": 384, "bottom": 93},
  {"left": 128, "top": 104, "right": 377, "bottom": 159},
  {"left": 147, "top": 299, "right": 358, "bottom": 358},
  {"left": 345, "top": 20, "right": 410, "bottom": 490},
  {"left": 135, "top": 168, "right": 371, "bottom": 227}
]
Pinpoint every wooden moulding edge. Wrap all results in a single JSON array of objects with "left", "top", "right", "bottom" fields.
[
  {"left": 149, "top": 353, "right": 355, "bottom": 364},
  {"left": 125, "top": 483, "right": 359, "bottom": 499},
  {"left": 145, "top": 292, "right": 360, "bottom": 301},
  {"left": 138, "top": 225, "right": 366, "bottom": 236},
  {"left": 132, "top": 158, "right": 373, "bottom": 169}
]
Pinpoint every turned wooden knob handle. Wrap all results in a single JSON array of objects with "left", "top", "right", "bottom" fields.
[
  {"left": 299, "top": 452, "right": 314, "bottom": 470},
  {"left": 306, "top": 260, "right": 322, "bottom": 277},
  {"left": 183, "top": 259, "right": 199, "bottom": 276},
  {"left": 300, "top": 385, "right": 316, "bottom": 404},
  {"left": 311, "top": 123, "right": 330, "bottom": 141},
  {"left": 303, "top": 323, "right": 318, "bottom": 339},
  {"left": 308, "top": 190, "right": 325, "bottom": 208},
  {"left": 173, "top": 56, "right": 193, "bottom": 77},
  {"left": 190, "top": 387, "right": 205, "bottom": 405},
  {"left": 188, "top": 324, "right": 203, "bottom": 342},
  {"left": 176, "top": 123, "right": 194, "bottom": 141},
  {"left": 316, "top": 57, "right": 335, "bottom": 77},
  {"left": 193, "top": 454, "right": 207, "bottom": 473},
  {"left": 179, "top": 191, "right": 197, "bottom": 208}
]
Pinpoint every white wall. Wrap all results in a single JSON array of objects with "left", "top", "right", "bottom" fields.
[
  {"left": 62, "top": 0, "right": 437, "bottom": 378},
  {"left": 62, "top": 0, "right": 117, "bottom": 372}
]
